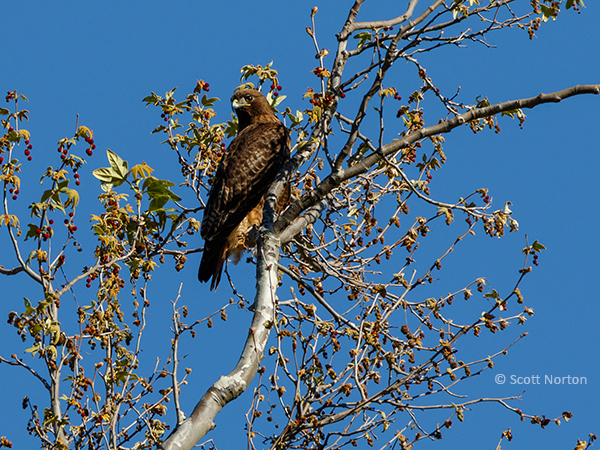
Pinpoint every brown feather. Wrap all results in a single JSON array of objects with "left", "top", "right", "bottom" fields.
[{"left": 198, "top": 89, "right": 290, "bottom": 289}]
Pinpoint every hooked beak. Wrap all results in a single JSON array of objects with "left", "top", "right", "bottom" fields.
[{"left": 232, "top": 98, "right": 248, "bottom": 110}]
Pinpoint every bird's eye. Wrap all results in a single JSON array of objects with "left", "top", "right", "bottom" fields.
[{"left": 245, "top": 95, "right": 253, "bottom": 102}]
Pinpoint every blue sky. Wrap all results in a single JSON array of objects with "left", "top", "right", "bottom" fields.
[{"left": 1, "top": 1, "right": 599, "bottom": 449}]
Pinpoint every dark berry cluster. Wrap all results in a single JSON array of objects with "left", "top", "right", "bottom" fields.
[
  {"left": 58, "top": 144, "right": 69, "bottom": 161},
  {"left": 35, "top": 224, "right": 52, "bottom": 241},
  {"left": 5, "top": 90, "right": 15, "bottom": 102},
  {"left": 308, "top": 93, "right": 335, "bottom": 108},
  {"left": 24, "top": 138, "right": 33, "bottom": 161},
  {"left": 8, "top": 187, "right": 20, "bottom": 201},
  {"left": 382, "top": 26, "right": 394, "bottom": 32},
  {"left": 84, "top": 135, "right": 95, "bottom": 156},
  {"left": 533, "top": 254, "right": 539, "bottom": 266},
  {"left": 64, "top": 211, "right": 77, "bottom": 234},
  {"left": 193, "top": 80, "right": 211, "bottom": 94},
  {"left": 312, "top": 67, "right": 330, "bottom": 78},
  {"left": 85, "top": 273, "right": 97, "bottom": 288},
  {"left": 270, "top": 83, "right": 283, "bottom": 97},
  {"left": 215, "top": 142, "right": 227, "bottom": 158}
]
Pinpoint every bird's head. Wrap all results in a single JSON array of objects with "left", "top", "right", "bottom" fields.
[{"left": 231, "top": 89, "right": 275, "bottom": 131}]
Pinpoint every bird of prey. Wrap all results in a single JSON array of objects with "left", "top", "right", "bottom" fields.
[{"left": 198, "top": 88, "right": 291, "bottom": 290}]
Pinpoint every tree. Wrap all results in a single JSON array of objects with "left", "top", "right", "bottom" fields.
[{"left": 0, "top": 1, "right": 597, "bottom": 449}]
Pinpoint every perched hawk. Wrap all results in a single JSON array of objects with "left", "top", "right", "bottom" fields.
[{"left": 198, "top": 89, "right": 291, "bottom": 290}]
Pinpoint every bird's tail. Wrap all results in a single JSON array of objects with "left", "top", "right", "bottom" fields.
[{"left": 198, "top": 238, "right": 227, "bottom": 290}]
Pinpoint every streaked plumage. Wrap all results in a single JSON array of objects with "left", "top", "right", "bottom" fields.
[{"left": 198, "top": 89, "right": 290, "bottom": 290}]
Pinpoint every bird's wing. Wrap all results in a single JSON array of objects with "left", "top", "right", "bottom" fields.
[{"left": 201, "top": 121, "right": 290, "bottom": 242}]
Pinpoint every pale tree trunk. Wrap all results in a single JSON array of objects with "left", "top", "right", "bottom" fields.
[{"left": 159, "top": 231, "right": 281, "bottom": 450}]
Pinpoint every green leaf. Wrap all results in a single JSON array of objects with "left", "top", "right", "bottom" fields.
[
  {"left": 0, "top": 108, "right": 10, "bottom": 116},
  {"left": 92, "top": 167, "right": 120, "bottom": 184},
  {"left": 266, "top": 92, "right": 286, "bottom": 111},
  {"left": 46, "top": 345, "right": 57, "bottom": 361},
  {"left": 483, "top": 289, "right": 499, "bottom": 299},
  {"left": 23, "top": 297, "right": 35, "bottom": 315},
  {"left": 59, "top": 187, "right": 79, "bottom": 208},
  {"left": 540, "top": 5, "right": 557, "bottom": 21},
  {"left": 25, "top": 342, "right": 41, "bottom": 356},
  {"left": 531, "top": 240, "right": 546, "bottom": 252},
  {"left": 354, "top": 31, "right": 373, "bottom": 48},
  {"left": 107, "top": 149, "right": 128, "bottom": 179},
  {"left": 201, "top": 95, "right": 220, "bottom": 107},
  {"left": 24, "top": 224, "right": 38, "bottom": 241},
  {"left": 143, "top": 178, "right": 181, "bottom": 212},
  {"left": 142, "top": 92, "right": 161, "bottom": 105}
]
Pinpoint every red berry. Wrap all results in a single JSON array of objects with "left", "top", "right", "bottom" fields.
[
  {"left": 0, "top": 157, "right": 3, "bottom": 164},
  {"left": 24, "top": 150, "right": 30, "bottom": 156},
  {"left": 340, "top": 92, "right": 346, "bottom": 98},
  {"left": 75, "top": 180, "right": 81, "bottom": 186},
  {"left": 91, "top": 144, "right": 96, "bottom": 150},
  {"left": 61, "top": 155, "right": 66, "bottom": 160},
  {"left": 27, "top": 144, "right": 32, "bottom": 149},
  {"left": 25, "top": 140, "right": 30, "bottom": 145},
  {"left": 73, "top": 226, "right": 78, "bottom": 231},
  {"left": 69, "top": 212, "right": 74, "bottom": 217},
  {"left": 86, "top": 283, "right": 91, "bottom": 288},
  {"left": 8, "top": 127, "right": 14, "bottom": 132},
  {"left": 14, "top": 189, "right": 19, "bottom": 194},
  {"left": 36, "top": 228, "right": 42, "bottom": 234},
  {"left": 74, "top": 173, "right": 79, "bottom": 178},
  {"left": 9, "top": 188, "right": 13, "bottom": 194},
  {"left": 277, "top": 85, "right": 282, "bottom": 91},
  {"left": 270, "top": 84, "right": 275, "bottom": 90},
  {"left": 27, "top": 156, "right": 32, "bottom": 161},
  {"left": 12, "top": 195, "right": 17, "bottom": 200},
  {"left": 86, "top": 149, "right": 93, "bottom": 156},
  {"left": 273, "top": 91, "right": 279, "bottom": 97},
  {"left": 49, "top": 219, "right": 54, "bottom": 225}
]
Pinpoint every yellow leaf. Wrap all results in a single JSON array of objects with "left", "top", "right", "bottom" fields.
[
  {"left": 130, "top": 163, "right": 154, "bottom": 180},
  {"left": 379, "top": 87, "right": 397, "bottom": 98},
  {"left": 77, "top": 126, "right": 93, "bottom": 139}
]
